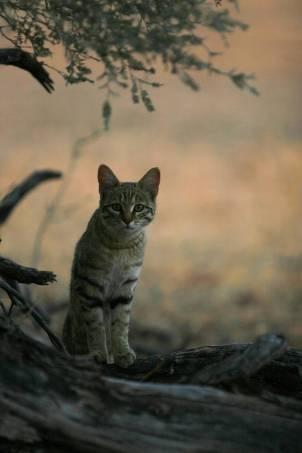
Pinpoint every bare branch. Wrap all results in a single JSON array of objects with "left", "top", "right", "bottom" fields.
[
  {"left": 0, "top": 280, "right": 66, "bottom": 353},
  {"left": 0, "top": 169, "right": 62, "bottom": 225},
  {"left": 0, "top": 256, "right": 56, "bottom": 285},
  {"left": 0, "top": 48, "right": 54, "bottom": 92}
]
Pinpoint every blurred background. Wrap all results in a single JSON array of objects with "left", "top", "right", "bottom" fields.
[{"left": 1, "top": 0, "right": 302, "bottom": 350}]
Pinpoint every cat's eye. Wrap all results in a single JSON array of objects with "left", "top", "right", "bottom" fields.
[
  {"left": 134, "top": 204, "right": 144, "bottom": 212},
  {"left": 111, "top": 203, "right": 122, "bottom": 212}
]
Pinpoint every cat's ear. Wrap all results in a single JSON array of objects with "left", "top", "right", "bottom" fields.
[
  {"left": 98, "top": 164, "right": 119, "bottom": 195},
  {"left": 138, "top": 167, "right": 160, "bottom": 198}
]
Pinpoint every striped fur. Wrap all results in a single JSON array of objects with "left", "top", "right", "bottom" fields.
[{"left": 62, "top": 165, "right": 160, "bottom": 368}]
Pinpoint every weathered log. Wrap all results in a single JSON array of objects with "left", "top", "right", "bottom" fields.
[
  {"left": 0, "top": 170, "right": 62, "bottom": 225},
  {"left": 192, "top": 333, "right": 288, "bottom": 384},
  {"left": 0, "top": 317, "right": 301, "bottom": 453},
  {"left": 0, "top": 48, "right": 54, "bottom": 92}
]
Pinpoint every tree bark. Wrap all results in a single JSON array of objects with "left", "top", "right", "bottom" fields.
[{"left": 0, "top": 317, "right": 301, "bottom": 453}]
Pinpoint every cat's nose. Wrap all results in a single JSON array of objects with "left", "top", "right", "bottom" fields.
[{"left": 122, "top": 215, "right": 133, "bottom": 226}]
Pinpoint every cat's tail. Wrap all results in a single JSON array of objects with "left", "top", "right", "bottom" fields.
[{"left": 103, "top": 301, "right": 114, "bottom": 364}]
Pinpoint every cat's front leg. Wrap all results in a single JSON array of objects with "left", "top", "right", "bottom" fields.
[
  {"left": 111, "top": 297, "right": 136, "bottom": 368},
  {"left": 84, "top": 307, "right": 108, "bottom": 363}
]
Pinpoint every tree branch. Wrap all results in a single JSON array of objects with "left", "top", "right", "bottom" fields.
[
  {"left": 0, "top": 256, "right": 56, "bottom": 285},
  {"left": 0, "top": 48, "right": 54, "bottom": 92},
  {"left": 0, "top": 281, "right": 66, "bottom": 353},
  {"left": 0, "top": 169, "right": 62, "bottom": 225}
]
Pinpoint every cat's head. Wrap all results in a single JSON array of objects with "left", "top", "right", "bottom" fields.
[{"left": 97, "top": 164, "right": 160, "bottom": 234}]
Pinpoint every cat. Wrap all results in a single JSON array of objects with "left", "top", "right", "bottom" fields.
[{"left": 62, "top": 164, "right": 160, "bottom": 368}]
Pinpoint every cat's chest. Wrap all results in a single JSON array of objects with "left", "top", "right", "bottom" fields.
[
  {"left": 103, "top": 250, "right": 141, "bottom": 277},
  {"left": 95, "top": 249, "right": 143, "bottom": 299},
  {"left": 91, "top": 245, "right": 143, "bottom": 294}
]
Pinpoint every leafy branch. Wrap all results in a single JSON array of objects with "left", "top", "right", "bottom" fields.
[{"left": 0, "top": 0, "right": 258, "bottom": 125}]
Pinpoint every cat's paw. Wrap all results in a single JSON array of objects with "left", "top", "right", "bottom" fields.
[
  {"left": 91, "top": 350, "right": 107, "bottom": 364},
  {"left": 114, "top": 348, "right": 136, "bottom": 368}
]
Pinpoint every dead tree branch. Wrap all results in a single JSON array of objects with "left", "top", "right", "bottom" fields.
[
  {"left": 0, "top": 281, "right": 66, "bottom": 353},
  {"left": 0, "top": 170, "right": 65, "bottom": 352},
  {"left": 0, "top": 169, "right": 62, "bottom": 225},
  {"left": 0, "top": 321, "right": 301, "bottom": 452},
  {"left": 0, "top": 48, "right": 54, "bottom": 92},
  {"left": 0, "top": 256, "right": 56, "bottom": 285}
]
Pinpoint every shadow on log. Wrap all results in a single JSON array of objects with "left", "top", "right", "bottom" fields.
[{"left": 0, "top": 316, "right": 301, "bottom": 453}]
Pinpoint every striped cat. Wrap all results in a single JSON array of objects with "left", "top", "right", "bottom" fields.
[{"left": 62, "top": 164, "right": 160, "bottom": 368}]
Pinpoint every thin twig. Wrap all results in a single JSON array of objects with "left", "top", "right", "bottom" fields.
[
  {"left": 43, "top": 61, "right": 65, "bottom": 77},
  {"left": 31, "top": 127, "right": 104, "bottom": 268},
  {"left": 2, "top": 278, "right": 18, "bottom": 316},
  {"left": 141, "top": 357, "right": 166, "bottom": 382},
  {"left": 0, "top": 279, "right": 67, "bottom": 353}
]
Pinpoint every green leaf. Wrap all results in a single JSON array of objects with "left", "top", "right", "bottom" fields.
[
  {"left": 102, "top": 100, "right": 112, "bottom": 130},
  {"left": 131, "top": 79, "right": 140, "bottom": 104},
  {"left": 180, "top": 72, "right": 200, "bottom": 91},
  {"left": 141, "top": 90, "right": 155, "bottom": 112}
]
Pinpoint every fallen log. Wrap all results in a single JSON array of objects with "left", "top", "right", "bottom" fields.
[{"left": 0, "top": 317, "right": 301, "bottom": 453}]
